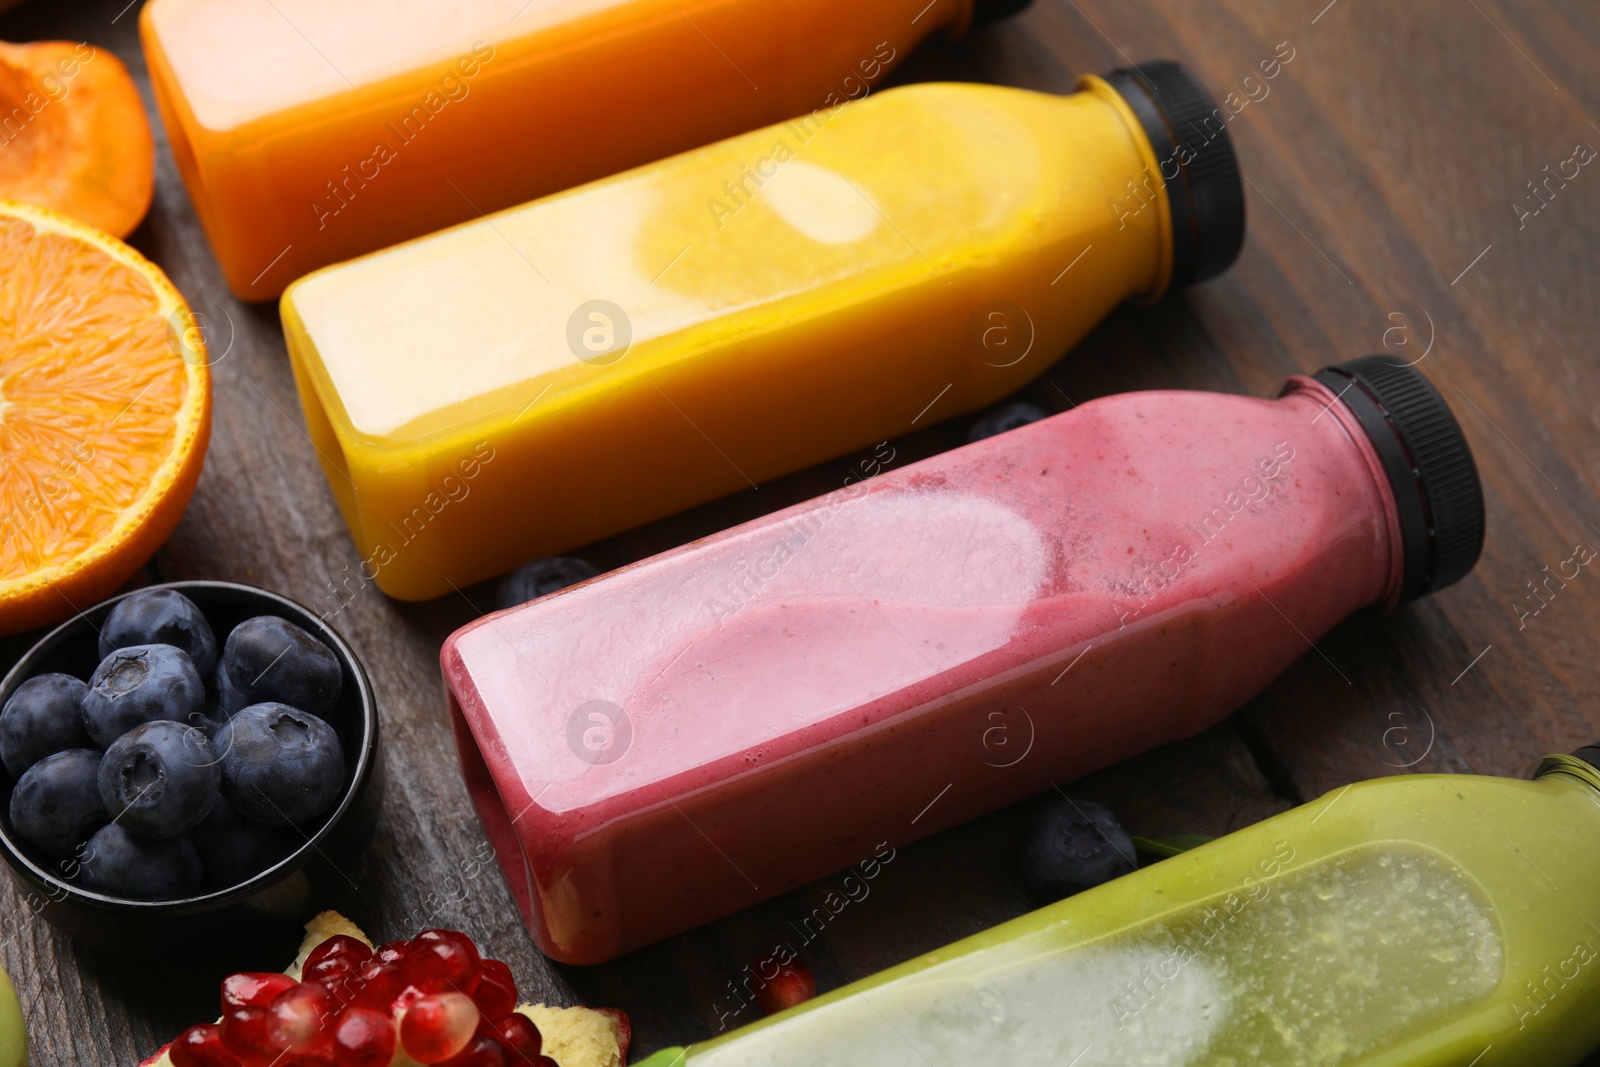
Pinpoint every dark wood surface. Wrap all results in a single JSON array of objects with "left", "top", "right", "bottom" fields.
[{"left": 3, "top": 0, "right": 1600, "bottom": 1063}]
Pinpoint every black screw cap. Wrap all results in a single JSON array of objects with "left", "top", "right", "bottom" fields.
[
  {"left": 1312, "top": 356, "right": 1486, "bottom": 602},
  {"left": 971, "top": 0, "right": 1035, "bottom": 28},
  {"left": 1101, "top": 60, "right": 1247, "bottom": 292}
]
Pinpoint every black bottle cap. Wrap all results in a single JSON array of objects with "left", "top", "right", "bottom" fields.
[
  {"left": 1310, "top": 357, "right": 1486, "bottom": 603},
  {"left": 1101, "top": 60, "right": 1246, "bottom": 292},
  {"left": 971, "top": 0, "right": 1035, "bottom": 28}
]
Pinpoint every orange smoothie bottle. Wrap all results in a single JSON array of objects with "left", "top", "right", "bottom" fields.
[
  {"left": 139, "top": 0, "right": 1035, "bottom": 299},
  {"left": 283, "top": 62, "right": 1247, "bottom": 601}
]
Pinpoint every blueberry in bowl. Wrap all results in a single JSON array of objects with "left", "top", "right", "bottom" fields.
[{"left": 0, "top": 581, "right": 381, "bottom": 956}]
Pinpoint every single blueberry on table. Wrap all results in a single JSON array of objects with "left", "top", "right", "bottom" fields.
[
  {"left": 99, "top": 589, "right": 219, "bottom": 677},
  {"left": 216, "top": 702, "right": 345, "bottom": 826},
  {"left": 1020, "top": 797, "right": 1137, "bottom": 903},
  {"left": 496, "top": 556, "right": 599, "bottom": 610},
  {"left": 81, "top": 644, "right": 205, "bottom": 749},
  {"left": 195, "top": 797, "right": 291, "bottom": 890},
  {"left": 967, "top": 401, "right": 1051, "bottom": 444},
  {"left": 77, "top": 823, "right": 202, "bottom": 901},
  {"left": 98, "top": 720, "right": 221, "bottom": 839},
  {"left": 222, "top": 616, "right": 342, "bottom": 716},
  {"left": 9, "top": 749, "right": 108, "bottom": 859},
  {"left": 0, "top": 673, "right": 91, "bottom": 778}
]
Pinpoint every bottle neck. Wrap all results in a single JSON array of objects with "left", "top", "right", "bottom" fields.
[
  {"left": 1074, "top": 73, "right": 1177, "bottom": 301},
  {"left": 1534, "top": 753, "right": 1600, "bottom": 796},
  {"left": 1280, "top": 375, "right": 1408, "bottom": 611}
]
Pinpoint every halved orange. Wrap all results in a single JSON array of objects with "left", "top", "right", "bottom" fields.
[
  {"left": 0, "top": 199, "right": 209, "bottom": 635},
  {"left": 0, "top": 39, "right": 156, "bottom": 238}
]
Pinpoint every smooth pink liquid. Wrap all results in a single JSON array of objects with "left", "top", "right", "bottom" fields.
[{"left": 442, "top": 377, "right": 1403, "bottom": 963}]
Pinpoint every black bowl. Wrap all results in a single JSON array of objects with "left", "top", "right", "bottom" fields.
[{"left": 0, "top": 581, "right": 382, "bottom": 955}]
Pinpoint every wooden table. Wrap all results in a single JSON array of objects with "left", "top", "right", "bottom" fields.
[{"left": 4, "top": 0, "right": 1599, "bottom": 1062}]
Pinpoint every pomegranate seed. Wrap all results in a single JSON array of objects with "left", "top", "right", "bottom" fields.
[
  {"left": 169, "top": 1024, "right": 241, "bottom": 1067},
  {"left": 282, "top": 1049, "right": 336, "bottom": 1067},
  {"left": 487, "top": 1014, "right": 541, "bottom": 1060},
  {"left": 752, "top": 953, "right": 816, "bottom": 1016},
  {"left": 392, "top": 984, "right": 431, "bottom": 1014},
  {"left": 373, "top": 940, "right": 411, "bottom": 964},
  {"left": 349, "top": 960, "right": 406, "bottom": 1013},
  {"left": 404, "top": 931, "right": 482, "bottom": 994},
  {"left": 399, "top": 992, "right": 478, "bottom": 1063},
  {"left": 220, "top": 1005, "right": 287, "bottom": 1065},
  {"left": 438, "top": 1035, "right": 506, "bottom": 1067},
  {"left": 222, "top": 972, "right": 298, "bottom": 1011},
  {"left": 305, "top": 935, "right": 373, "bottom": 972},
  {"left": 306, "top": 954, "right": 356, "bottom": 984},
  {"left": 469, "top": 960, "right": 517, "bottom": 1019},
  {"left": 331, "top": 1007, "right": 395, "bottom": 1067},
  {"left": 268, "top": 982, "right": 339, "bottom": 1052}
]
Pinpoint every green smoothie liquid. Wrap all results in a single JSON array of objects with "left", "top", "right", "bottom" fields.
[{"left": 643, "top": 755, "right": 1600, "bottom": 1067}]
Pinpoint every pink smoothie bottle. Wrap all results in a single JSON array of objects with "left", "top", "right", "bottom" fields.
[{"left": 441, "top": 356, "right": 1484, "bottom": 964}]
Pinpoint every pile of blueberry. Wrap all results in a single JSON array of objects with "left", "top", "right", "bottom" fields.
[{"left": 0, "top": 589, "right": 349, "bottom": 901}]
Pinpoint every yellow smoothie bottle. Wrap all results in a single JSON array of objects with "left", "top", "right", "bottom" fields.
[
  {"left": 283, "top": 61, "right": 1246, "bottom": 601},
  {"left": 634, "top": 746, "right": 1600, "bottom": 1067},
  {"left": 140, "top": 0, "right": 1035, "bottom": 300}
]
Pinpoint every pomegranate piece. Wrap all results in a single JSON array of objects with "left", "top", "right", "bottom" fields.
[
  {"left": 220, "top": 1004, "right": 288, "bottom": 1065},
  {"left": 304, "top": 934, "right": 372, "bottom": 972},
  {"left": 169, "top": 1024, "right": 241, "bottom": 1067},
  {"left": 282, "top": 1049, "right": 336, "bottom": 1067},
  {"left": 486, "top": 1013, "right": 541, "bottom": 1060},
  {"left": 373, "top": 940, "right": 411, "bottom": 965},
  {"left": 221, "top": 972, "right": 298, "bottom": 1011},
  {"left": 598, "top": 1008, "right": 632, "bottom": 1060},
  {"left": 405, "top": 930, "right": 483, "bottom": 994},
  {"left": 469, "top": 959, "right": 518, "bottom": 1019},
  {"left": 330, "top": 1007, "right": 395, "bottom": 1067},
  {"left": 399, "top": 991, "right": 479, "bottom": 1063},
  {"left": 439, "top": 1034, "right": 506, "bottom": 1067},
  {"left": 348, "top": 959, "right": 407, "bottom": 1013},
  {"left": 268, "top": 981, "right": 339, "bottom": 1052},
  {"left": 752, "top": 952, "right": 816, "bottom": 1016}
]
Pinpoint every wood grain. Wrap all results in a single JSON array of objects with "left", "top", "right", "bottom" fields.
[{"left": 1, "top": 0, "right": 1597, "bottom": 1063}]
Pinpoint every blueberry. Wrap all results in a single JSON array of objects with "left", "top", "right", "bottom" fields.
[
  {"left": 0, "top": 673, "right": 91, "bottom": 778},
  {"left": 1020, "top": 797, "right": 1137, "bottom": 903},
  {"left": 213, "top": 660, "right": 251, "bottom": 716},
  {"left": 98, "top": 720, "right": 221, "bottom": 839},
  {"left": 216, "top": 703, "right": 345, "bottom": 826},
  {"left": 968, "top": 402, "right": 1050, "bottom": 444},
  {"left": 77, "top": 823, "right": 201, "bottom": 900},
  {"left": 81, "top": 644, "right": 205, "bottom": 749},
  {"left": 222, "top": 617, "right": 341, "bottom": 716},
  {"left": 187, "top": 704, "right": 230, "bottom": 741},
  {"left": 496, "top": 556, "right": 599, "bottom": 610},
  {"left": 99, "top": 589, "right": 219, "bottom": 677},
  {"left": 195, "top": 797, "right": 291, "bottom": 890},
  {"left": 9, "top": 749, "right": 108, "bottom": 859}
]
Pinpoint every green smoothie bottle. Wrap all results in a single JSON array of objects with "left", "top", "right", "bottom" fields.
[
  {"left": 0, "top": 963, "right": 23, "bottom": 1067},
  {"left": 636, "top": 746, "right": 1600, "bottom": 1066}
]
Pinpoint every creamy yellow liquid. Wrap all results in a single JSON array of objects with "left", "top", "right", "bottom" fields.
[{"left": 290, "top": 83, "right": 1053, "bottom": 439}]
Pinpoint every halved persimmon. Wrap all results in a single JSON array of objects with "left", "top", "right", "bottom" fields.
[
  {"left": 0, "top": 199, "right": 209, "bottom": 635},
  {"left": 0, "top": 38, "right": 155, "bottom": 237}
]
